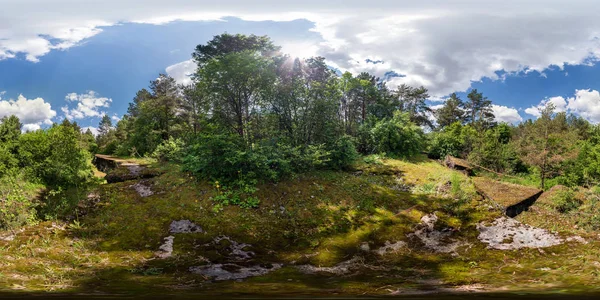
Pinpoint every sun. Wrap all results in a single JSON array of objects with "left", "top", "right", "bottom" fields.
[{"left": 280, "top": 41, "right": 319, "bottom": 59}]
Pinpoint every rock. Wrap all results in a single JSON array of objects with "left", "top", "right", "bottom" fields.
[
  {"left": 169, "top": 220, "right": 203, "bottom": 234},
  {"left": 130, "top": 181, "right": 153, "bottom": 197},
  {"left": 296, "top": 257, "right": 363, "bottom": 275},
  {"left": 408, "top": 213, "right": 465, "bottom": 254},
  {"left": 477, "top": 217, "right": 563, "bottom": 250},
  {"left": 156, "top": 236, "right": 174, "bottom": 258},
  {"left": 190, "top": 263, "right": 282, "bottom": 281},
  {"left": 374, "top": 241, "right": 406, "bottom": 255},
  {"left": 203, "top": 236, "right": 255, "bottom": 261},
  {"left": 566, "top": 236, "right": 588, "bottom": 244},
  {"left": 359, "top": 242, "right": 370, "bottom": 252}
]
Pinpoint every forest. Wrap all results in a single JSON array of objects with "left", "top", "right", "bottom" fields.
[{"left": 1, "top": 33, "right": 599, "bottom": 228}]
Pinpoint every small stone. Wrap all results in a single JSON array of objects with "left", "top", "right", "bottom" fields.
[{"left": 359, "top": 242, "right": 370, "bottom": 251}]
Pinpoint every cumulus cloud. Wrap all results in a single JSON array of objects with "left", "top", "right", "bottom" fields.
[
  {"left": 0, "top": 94, "right": 57, "bottom": 130},
  {"left": 525, "top": 89, "right": 600, "bottom": 123},
  {"left": 491, "top": 104, "right": 523, "bottom": 123},
  {"left": 61, "top": 91, "right": 112, "bottom": 120},
  {"left": 2, "top": 1, "right": 600, "bottom": 97},
  {"left": 567, "top": 89, "right": 600, "bottom": 123},
  {"left": 524, "top": 96, "right": 568, "bottom": 117},
  {"left": 166, "top": 59, "right": 196, "bottom": 85}
]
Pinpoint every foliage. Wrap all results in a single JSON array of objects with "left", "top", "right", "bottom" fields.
[
  {"left": 0, "top": 174, "right": 38, "bottom": 230},
  {"left": 468, "top": 124, "right": 522, "bottom": 173},
  {"left": 435, "top": 93, "right": 466, "bottom": 128},
  {"left": 326, "top": 135, "right": 359, "bottom": 170},
  {"left": 513, "top": 104, "right": 578, "bottom": 189},
  {"left": 550, "top": 188, "right": 580, "bottom": 213},
  {"left": 151, "top": 137, "right": 185, "bottom": 162},
  {"left": 370, "top": 111, "right": 424, "bottom": 157},
  {"left": 428, "top": 122, "right": 477, "bottom": 159}
]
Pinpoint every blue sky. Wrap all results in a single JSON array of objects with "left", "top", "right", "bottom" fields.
[{"left": 1, "top": 1, "right": 600, "bottom": 131}]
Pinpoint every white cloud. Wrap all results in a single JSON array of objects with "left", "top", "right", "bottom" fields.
[
  {"left": 22, "top": 123, "right": 41, "bottom": 132},
  {"left": 81, "top": 126, "right": 99, "bottom": 136},
  {"left": 2, "top": 1, "right": 600, "bottom": 97},
  {"left": 0, "top": 94, "right": 57, "bottom": 129},
  {"left": 61, "top": 91, "right": 112, "bottom": 120},
  {"left": 111, "top": 115, "right": 121, "bottom": 122},
  {"left": 524, "top": 96, "right": 568, "bottom": 117},
  {"left": 429, "top": 104, "right": 445, "bottom": 111},
  {"left": 492, "top": 104, "right": 522, "bottom": 123},
  {"left": 525, "top": 89, "right": 600, "bottom": 123},
  {"left": 166, "top": 59, "right": 196, "bottom": 85},
  {"left": 566, "top": 89, "right": 600, "bottom": 123}
]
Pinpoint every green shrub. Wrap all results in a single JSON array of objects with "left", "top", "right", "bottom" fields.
[
  {"left": 0, "top": 175, "right": 37, "bottom": 230},
  {"left": 152, "top": 137, "right": 185, "bottom": 162},
  {"left": 551, "top": 188, "right": 581, "bottom": 213},
  {"left": 327, "top": 135, "right": 358, "bottom": 170},
  {"left": 0, "top": 145, "right": 18, "bottom": 177},
  {"left": 371, "top": 111, "right": 424, "bottom": 157}
]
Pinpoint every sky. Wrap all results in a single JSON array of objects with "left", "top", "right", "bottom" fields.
[{"left": 1, "top": 0, "right": 600, "bottom": 132}]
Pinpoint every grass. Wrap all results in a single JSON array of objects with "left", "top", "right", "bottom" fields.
[
  {"left": 0, "top": 156, "right": 599, "bottom": 296},
  {"left": 473, "top": 176, "right": 542, "bottom": 207}
]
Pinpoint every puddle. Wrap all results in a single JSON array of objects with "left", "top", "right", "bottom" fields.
[{"left": 477, "top": 217, "right": 563, "bottom": 250}]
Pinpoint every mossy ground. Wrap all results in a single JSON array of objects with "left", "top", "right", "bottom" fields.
[{"left": 1, "top": 156, "right": 600, "bottom": 297}]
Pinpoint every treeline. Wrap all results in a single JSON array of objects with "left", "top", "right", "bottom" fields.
[
  {"left": 98, "top": 34, "right": 600, "bottom": 194},
  {"left": 97, "top": 35, "right": 508, "bottom": 179},
  {"left": 3, "top": 33, "right": 600, "bottom": 219},
  {"left": 96, "top": 34, "right": 443, "bottom": 206},
  {"left": 430, "top": 100, "right": 599, "bottom": 189}
]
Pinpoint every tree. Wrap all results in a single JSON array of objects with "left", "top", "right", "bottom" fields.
[
  {"left": 98, "top": 115, "right": 112, "bottom": 137},
  {"left": 192, "top": 33, "right": 280, "bottom": 67},
  {"left": 371, "top": 111, "right": 424, "bottom": 157},
  {"left": 0, "top": 115, "right": 22, "bottom": 144},
  {"left": 435, "top": 93, "right": 465, "bottom": 128},
  {"left": 197, "top": 50, "right": 276, "bottom": 141},
  {"left": 396, "top": 84, "right": 433, "bottom": 129},
  {"left": 514, "top": 103, "right": 578, "bottom": 189},
  {"left": 464, "top": 89, "right": 495, "bottom": 128}
]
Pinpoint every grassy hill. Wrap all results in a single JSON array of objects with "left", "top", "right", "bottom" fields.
[{"left": 0, "top": 156, "right": 599, "bottom": 297}]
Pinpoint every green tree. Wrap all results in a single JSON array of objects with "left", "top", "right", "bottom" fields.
[
  {"left": 514, "top": 103, "right": 578, "bottom": 189},
  {"left": 435, "top": 93, "right": 465, "bottom": 128},
  {"left": 192, "top": 33, "right": 279, "bottom": 66},
  {"left": 197, "top": 50, "right": 276, "bottom": 141},
  {"left": 464, "top": 89, "right": 495, "bottom": 128},
  {"left": 371, "top": 111, "right": 424, "bottom": 157}
]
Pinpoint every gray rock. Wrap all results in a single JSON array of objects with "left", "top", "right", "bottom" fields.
[
  {"left": 477, "top": 217, "right": 563, "bottom": 250},
  {"left": 169, "top": 220, "right": 203, "bottom": 234},
  {"left": 190, "top": 263, "right": 281, "bottom": 280}
]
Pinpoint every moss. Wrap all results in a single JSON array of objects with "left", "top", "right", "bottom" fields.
[{"left": 0, "top": 158, "right": 600, "bottom": 296}]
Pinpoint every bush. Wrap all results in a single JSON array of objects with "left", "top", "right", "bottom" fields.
[
  {"left": 327, "top": 135, "right": 358, "bottom": 170},
  {"left": 0, "top": 175, "right": 37, "bottom": 230},
  {"left": 551, "top": 188, "right": 581, "bottom": 213},
  {"left": 371, "top": 111, "right": 424, "bottom": 157},
  {"left": 428, "top": 122, "right": 477, "bottom": 159},
  {"left": 152, "top": 137, "right": 185, "bottom": 162},
  {"left": 0, "top": 145, "right": 18, "bottom": 177}
]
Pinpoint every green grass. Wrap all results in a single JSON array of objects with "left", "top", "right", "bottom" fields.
[{"left": 0, "top": 158, "right": 599, "bottom": 296}]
